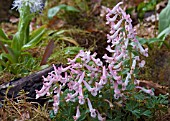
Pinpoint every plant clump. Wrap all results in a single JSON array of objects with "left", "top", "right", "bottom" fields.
[{"left": 35, "top": 2, "right": 168, "bottom": 120}]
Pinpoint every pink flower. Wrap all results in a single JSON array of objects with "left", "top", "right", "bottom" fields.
[
  {"left": 106, "top": 45, "right": 116, "bottom": 53},
  {"left": 113, "top": 81, "right": 122, "bottom": 99},
  {"left": 78, "top": 71, "right": 85, "bottom": 84},
  {"left": 107, "top": 14, "right": 118, "bottom": 23},
  {"left": 95, "top": 82, "right": 103, "bottom": 91},
  {"left": 87, "top": 98, "right": 96, "bottom": 118},
  {"left": 136, "top": 86, "right": 154, "bottom": 96},
  {"left": 84, "top": 64, "right": 98, "bottom": 72},
  {"left": 70, "top": 68, "right": 81, "bottom": 75},
  {"left": 108, "top": 27, "right": 122, "bottom": 40},
  {"left": 137, "top": 42, "right": 148, "bottom": 57},
  {"left": 67, "top": 81, "right": 76, "bottom": 91},
  {"left": 131, "top": 59, "right": 137, "bottom": 70},
  {"left": 53, "top": 86, "right": 62, "bottom": 114},
  {"left": 100, "top": 66, "right": 107, "bottom": 85},
  {"left": 96, "top": 110, "right": 106, "bottom": 121},
  {"left": 108, "top": 66, "right": 122, "bottom": 83},
  {"left": 115, "top": 51, "right": 125, "bottom": 61},
  {"left": 110, "top": 2, "right": 123, "bottom": 14},
  {"left": 113, "top": 19, "right": 123, "bottom": 30},
  {"left": 65, "top": 92, "right": 78, "bottom": 102},
  {"left": 122, "top": 73, "right": 131, "bottom": 90},
  {"left": 73, "top": 106, "right": 80, "bottom": 121},
  {"left": 91, "top": 56, "right": 103, "bottom": 66},
  {"left": 102, "top": 54, "right": 114, "bottom": 63},
  {"left": 59, "top": 66, "right": 71, "bottom": 72},
  {"left": 78, "top": 86, "right": 85, "bottom": 105},
  {"left": 83, "top": 80, "right": 97, "bottom": 96},
  {"left": 35, "top": 85, "right": 50, "bottom": 99},
  {"left": 113, "top": 62, "right": 122, "bottom": 69},
  {"left": 139, "top": 60, "right": 145, "bottom": 68}
]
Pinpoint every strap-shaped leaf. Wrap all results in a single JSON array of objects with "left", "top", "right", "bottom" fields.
[
  {"left": 0, "top": 28, "right": 9, "bottom": 40},
  {"left": 22, "top": 26, "right": 46, "bottom": 50},
  {"left": 159, "top": 0, "right": 170, "bottom": 33},
  {"left": 3, "top": 46, "right": 21, "bottom": 63},
  {"left": 1, "top": 53, "right": 16, "bottom": 64},
  {"left": 157, "top": 25, "right": 170, "bottom": 39},
  {"left": 11, "top": 32, "right": 22, "bottom": 51}
]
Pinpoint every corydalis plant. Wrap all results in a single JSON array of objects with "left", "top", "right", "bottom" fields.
[
  {"left": 36, "top": 2, "right": 153, "bottom": 120},
  {"left": 104, "top": 2, "right": 152, "bottom": 97}
]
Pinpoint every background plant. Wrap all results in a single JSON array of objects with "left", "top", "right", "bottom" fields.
[
  {"left": 0, "top": 0, "right": 46, "bottom": 74},
  {"left": 36, "top": 2, "right": 168, "bottom": 121}
]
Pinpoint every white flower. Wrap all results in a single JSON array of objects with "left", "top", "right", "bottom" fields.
[{"left": 12, "top": 0, "right": 44, "bottom": 13}]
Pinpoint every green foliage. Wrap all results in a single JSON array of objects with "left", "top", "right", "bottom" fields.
[
  {"left": 137, "top": 37, "right": 170, "bottom": 49},
  {"left": 157, "top": 0, "right": 170, "bottom": 48},
  {"left": 48, "top": 83, "right": 168, "bottom": 120},
  {"left": 0, "top": 3, "right": 46, "bottom": 74},
  {"left": 159, "top": 0, "right": 170, "bottom": 33},
  {"left": 137, "top": 0, "right": 157, "bottom": 19},
  {"left": 48, "top": 4, "right": 80, "bottom": 19}
]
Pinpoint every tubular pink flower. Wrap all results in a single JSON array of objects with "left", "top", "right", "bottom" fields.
[
  {"left": 84, "top": 64, "right": 98, "bottom": 72},
  {"left": 122, "top": 73, "right": 131, "bottom": 90},
  {"left": 115, "top": 51, "right": 125, "bottom": 61},
  {"left": 108, "top": 66, "right": 122, "bottom": 83},
  {"left": 96, "top": 110, "right": 106, "bottom": 121},
  {"left": 72, "top": 82, "right": 80, "bottom": 91},
  {"left": 107, "top": 14, "right": 118, "bottom": 23},
  {"left": 59, "top": 66, "right": 71, "bottom": 72},
  {"left": 83, "top": 80, "right": 97, "bottom": 96},
  {"left": 53, "top": 105, "right": 59, "bottom": 114},
  {"left": 137, "top": 42, "right": 148, "bottom": 57},
  {"left": 113, "top": 81, "right": 121, "bottom": 99},
  {"left": 73, "top": 106, "right": 80, "bottom": 121},
  {"left": 110, "top": 2, "right": 123, "bottom": 14},
  {"left": 70, "top": 68, "right": 81, "bottom": 75},
  {"left": 67, "top": 81, "right": 76, "bottom": 91},
  {"left": 78, "top": 86, "right": 85, "bottom": 105},
  {"left": 95, "top": 82, "right": 103, "bottom": 91},
  {"left": 100, "top": 66, "right": 107, "bottom": 85},
  {"left": 78, "top": 71, "right": 85, "bottom": 84},
  {"left": 124, "top": 38, "right": 129, "bottom": 48},
  {"left": 87, "top": 98, "right": 96, "bottom": 118},
  {"left": 65, "top": 92, "right": 78, "bottom": 102},
  {"left": 108, "top": 28, "right": 122, "bottom": 40},
  {"left": 35, "top": 81, "right": 51, "bottom": 99},
  {"left": 102, "top": 54, "right": 114, "bottom": 63},
  {"left": 139, "top": 60, "right": 145, "bottom": 68},
  {"left": 91, "top": 56, "right": 103, "bottom": 66},
  {"left": 53, "top": 86, "right": 61, "bottom": 114},
  {"left": 131, "top": 59, "right": 137, "bottom": 70},
  {"left": 136, "top": 86, "right": 154, "bottom": 96},
  {"left": 106, "top": 45, "right": 116, "bottom": 53},
  {"left": 113, "top": 62, "right": 122, "bottom": 69},
  {"left": 72, "top": 63, "right": 83, "bottom": 69},
  {"left": 113, "top": 19, "right": 123, "bottom": 30}
]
